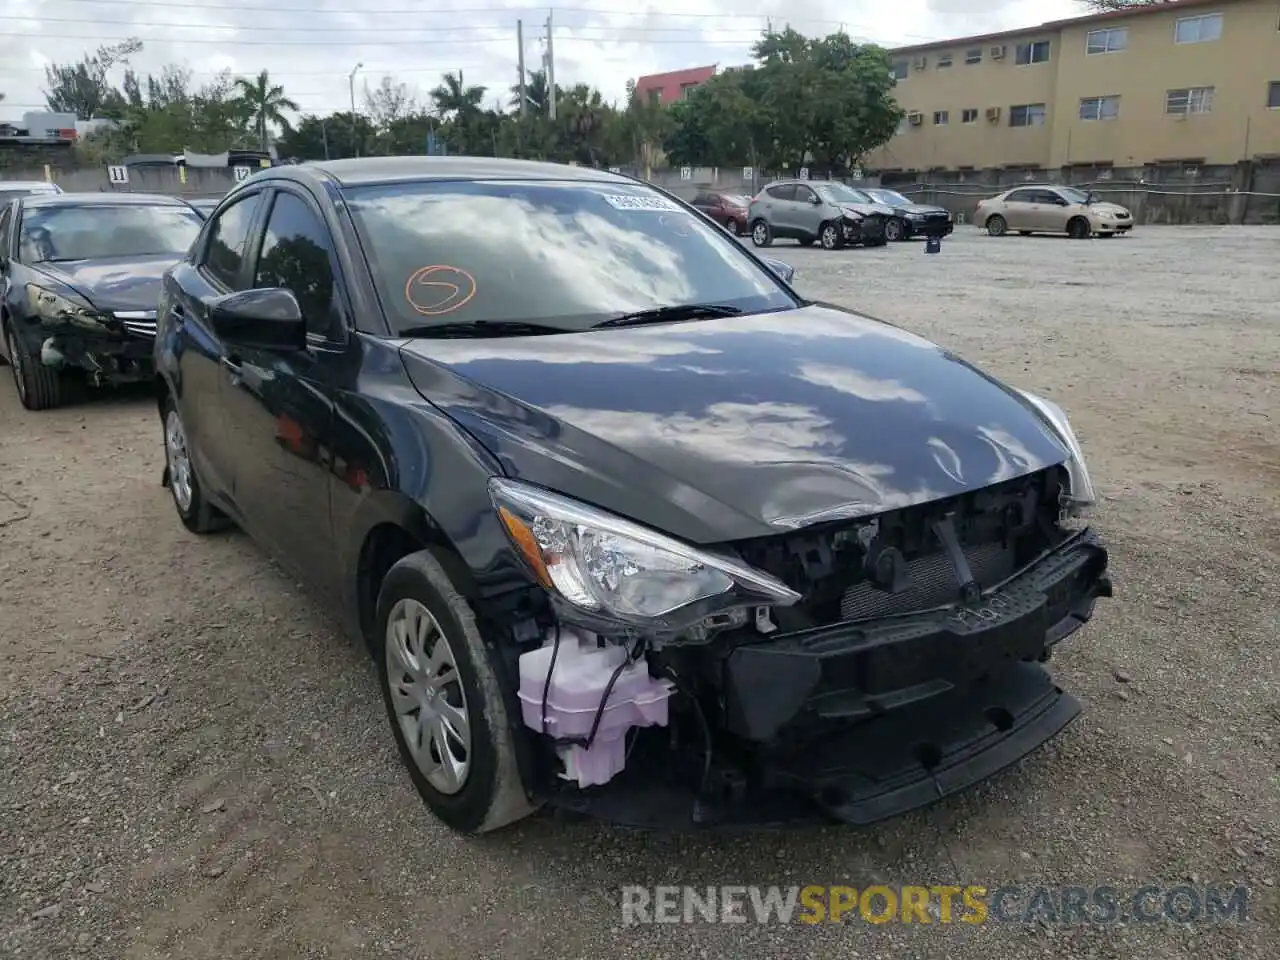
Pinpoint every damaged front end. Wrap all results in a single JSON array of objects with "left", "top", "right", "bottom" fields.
[
  {"left": 22, "top": 285, "right": 156, "bottom": 385},
  {"left": 493, "top": 460, "right": 1111, "bottom": 830}
]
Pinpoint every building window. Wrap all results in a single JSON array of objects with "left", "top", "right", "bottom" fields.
[
  {"left": 1009, "top": 103, "right": 1047, "bottom": 127},
  {"left": 965, "top": 48, "right": 983, "bottom": 64},
  {"left": 1015, "top": 40, "right": 1051, "bottom": 64},
  {"left": 1079, "top": 96, "right": 1120, "bottom": 120},
  {"left": 680, "top": 83, "right": 698, "bottom": 100},
  {"left": 891, "top": 60, "right": 909, "bottom": 80},
  {"left": 937, "top": 54, "right": 952, "bottom": 68},
  {"left": 933, "top": 110, "right": 949, "bottom": 124},
  {"left": 1166, "top": 87, "right": 1214, "bottom": 115},
  {"left": 647, "top": 89, "right": 662, "bottom": 105},
  {"left": 1175, "top": 13, "right": 1223, "bottom": 44},
  {"left": 961, "top": 108, "right": 979, "bottom": 123},
  {"left": 1267, "top": 81, "right": 1280, "bottom": 109},
  {"left": 1086, "top": 27, "right": 1128, "bottom": 54}
]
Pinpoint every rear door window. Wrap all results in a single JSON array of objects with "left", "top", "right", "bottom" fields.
[
  {"left": 1005, "top": 189, "right": 1038, "bottom": 203},
  {"left": 765, "top": 184, "right": 795, "bottom": 201}
]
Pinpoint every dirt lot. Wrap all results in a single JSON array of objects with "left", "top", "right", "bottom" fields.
[{"left": 1, "top": 225, "right": 1277, "bottom": 959}]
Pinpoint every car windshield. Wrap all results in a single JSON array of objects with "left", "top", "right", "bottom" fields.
[
  {"left": 1058, "top": 186, "right": 1092, "bottom": 204},
  {"left": 19, "top": 203, "right": 203, "bottom": 262},
  {"left": 868, "top": 189, "right": 910, "bottom": 205},
  {"left": 344, "top": 179, "right": 797, "bottom": 335},
  {"left": 815, "top": 183, "right": 874, "bottom": 204}
]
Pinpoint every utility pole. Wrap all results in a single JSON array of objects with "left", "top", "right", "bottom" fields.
[
  {"left": 517, "top": 20, "right": 527, "bottom": 117},
  {"left": 546, "top": 9, "right": 556, "bottom": 121}
]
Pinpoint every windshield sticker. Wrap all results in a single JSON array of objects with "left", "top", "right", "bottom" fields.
[
  {"left": 601, "top": 193, "right": 682, "bottom": 212},
  {"left": 405, "top": 264, "right": 477, "bottom": 316}
]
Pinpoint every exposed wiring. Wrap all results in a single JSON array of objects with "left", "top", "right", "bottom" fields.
[{"left": 539, "top": 626, "right": 643, "bottom": 751}]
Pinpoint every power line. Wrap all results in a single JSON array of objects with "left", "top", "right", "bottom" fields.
[{"left": 0, "top": 30, "right": 776, "bottom": 46}]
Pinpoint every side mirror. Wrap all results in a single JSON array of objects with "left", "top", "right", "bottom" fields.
[
  {"left": 761, "top": 256, "right": 796, "bottom": 284},
  {"left": 809, "top": 195, "right": 822, "bottom": 204},
  {"left": 208, "top": 287, "right": 306, "bottom": 351}
]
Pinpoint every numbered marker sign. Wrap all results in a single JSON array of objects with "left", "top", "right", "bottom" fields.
[
  {"left": 608, "top": 166, "right": 622, "bottom": 174},
  {"left": 679, "top": 166, "right": 692, "bottom": 181},
  {"left": 233, "top": 166, "right": 252, "bottom": 182},
  {"left": 851, "top": 167, "right": 863, "bottom": 180},
  {"left": 742, "top": 166, "right": 753, "bottom": 180},
  {"left": 106, "top": 165, "right": 128, "bottom": 184},
  {"left": 798, "top": 167, "right": 809, "bottom": 180}
]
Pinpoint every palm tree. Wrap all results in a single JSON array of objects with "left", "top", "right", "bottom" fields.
[
  {"left": 430, "top": 71, "right": 486, "bottom": 119},
  {"left": 232, "top": 70, "right": 299, "bottom": 152},
  {"left": 508, "top": 69, "right": 551, "bottom": 113}
]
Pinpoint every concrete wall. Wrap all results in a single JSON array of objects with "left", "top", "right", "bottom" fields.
[
  {"left": 634, "top": 158, "right": 1280, "bottom": 225},
  {"left": 0, "top": 164, "right": 239, "bottom": 200}
]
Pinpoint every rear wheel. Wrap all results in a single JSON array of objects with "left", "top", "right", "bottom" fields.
[
  {"left": 1067, "top": 216, "right": 1091, "bottom": 239},
  {"left": 986, "top": 214, "right": 1007, "bottom": 237},
  {"left": 750, "top": 220, "right": 773, "bottom": 247},
  {"left": 376, "top": 549, "right": 536, "bottom": 834},
  {"left": 884, "top": 218, "right": 905, "bottom": 242},
  {"left": 5, "top": 323, "right": 63, "bottom": 410}
]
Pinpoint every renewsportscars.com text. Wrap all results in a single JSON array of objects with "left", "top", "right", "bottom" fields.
[{"left": 620, "top": 884, "right": 1251, "bottom": 926}]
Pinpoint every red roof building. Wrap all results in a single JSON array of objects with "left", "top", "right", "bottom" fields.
[{"left": 633, "top": 65, "right": 717, "bottom": 106}]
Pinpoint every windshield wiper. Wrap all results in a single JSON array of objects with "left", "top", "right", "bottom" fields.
[
  {"left": 594, "top": 303, "right": 742, "bottom": 329},
  {"left": 396, "top": 320, "right": 570, "bottom": 339}
]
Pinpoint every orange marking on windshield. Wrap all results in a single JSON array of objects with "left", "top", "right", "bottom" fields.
[{"left": 404, "top": 264, "right": 477, "bottom": 316}]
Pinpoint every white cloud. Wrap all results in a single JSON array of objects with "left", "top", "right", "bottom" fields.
[{"left": 0, "top": 0, "right": 1084, "bottom": 121}]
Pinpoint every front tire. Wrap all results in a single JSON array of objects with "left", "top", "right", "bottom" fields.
[
  {"left": 819, "top": 221, "right": 843, "bottom": 250},
  {"left": 162, "top": 395, "right": 228, "bottom": 533},
  {"left": 1067, "top": 216, "right": 1092, "bottom": 239},
  {"left": 986, "top": 214, "right": 1008, "bottom": 237},
  {"left": 750, "top": 220, "right": 773, "bottom": 247},
  {"left": 5, "top": 323, "right": 63, "bottom": 411},
  {"left": 884, "top": 218, "right": 905, "bottom": 242},
  {"left": 376, "top": 549, "right": 537, "bottom": 835}
]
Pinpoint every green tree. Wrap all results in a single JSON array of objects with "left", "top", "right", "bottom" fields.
[
  {"left": 663, "top": 28, "right": 901, "bottom": 175},
  {"left": 43, "top": 39, "right": 141, "bottom": 119},
  {"left": 233, "top": 69, "right": 299, "bottom": 152},
  {"left": 276, "top": 112, "right": 375, "bottom": 160},
  {"left": 430, "top": 71, "right": 487, "bottom": 154}
]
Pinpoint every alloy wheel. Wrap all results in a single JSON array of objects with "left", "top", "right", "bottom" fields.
[
  {"left": 885, "top": 219, "right": 903, "bottom": 242},
  {"left": 385, "top": 598, "right": 472, "bottom": 795},
  {"left": 164, "top": 409, "right": 194, "bottom": 512},
  {"left": 821, "top": 224, "right": 838, "bottom": 250},
  {"left": 752, "top": 223, "right": 768, "bottom": 246}
]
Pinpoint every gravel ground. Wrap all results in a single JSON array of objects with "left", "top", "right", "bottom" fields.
[{"left": 1, "top": 225, "right": 1276, "bottom": 959}]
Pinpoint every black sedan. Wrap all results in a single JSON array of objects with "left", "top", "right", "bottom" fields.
[
  {"left": 0, "top": 192, "right": 204, "bottom": 409},
  {"left": 864, "top": 187, "right": 955, "bottom": 242},
  {"left": 155, "top": 157, "right": 1110, "bottom": 834}
]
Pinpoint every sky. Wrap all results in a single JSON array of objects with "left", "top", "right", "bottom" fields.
[{"left": 0, "top": 0, "right": 1086, "bottom": 123}]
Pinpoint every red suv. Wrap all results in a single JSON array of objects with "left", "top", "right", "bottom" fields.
[{"left": 691, "top": 190, "right": 751, "bottom": 236}]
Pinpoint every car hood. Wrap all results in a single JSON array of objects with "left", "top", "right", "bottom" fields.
[
  {"left": 397, "top": 303, "right": 1071, "bottom": 543},
  {"left": 1090, "top": 202, "right": 1129, "bottom": 215},
  {"left": 30, "top": 254, "right": 180, "bottom": 313},
  {"left": 840, "top": 203, "right": 894, "bottom": 218},
  {"left": 895, "top": 203, "right": 951, "bottom": 216}
]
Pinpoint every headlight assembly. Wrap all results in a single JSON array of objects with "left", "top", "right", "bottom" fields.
[
  {"left": 489, "top": 478, "right": 800, "bottom": 631},
  {"left": 26, "top": 285, "right": 107, "bottom": 330},
  {"left": 1016, "top": 390, "right": 1096, "bottom": 515}
]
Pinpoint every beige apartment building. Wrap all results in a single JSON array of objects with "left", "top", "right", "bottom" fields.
[{"left": 865, "top": 0, "right": 1280, "bottom": 173}]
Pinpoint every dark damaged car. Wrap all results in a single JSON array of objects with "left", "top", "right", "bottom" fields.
[
  {"left": 154, "top": 157, "right": 1111, "bottom": 834},
  {"left": 1, "top": 192, "right": 204, "bottom": 409},
  {"left": 864, "top": 187, "right": 955, "bottom": 242}
]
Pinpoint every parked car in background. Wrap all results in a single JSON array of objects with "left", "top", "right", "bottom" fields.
[
  {"left": 863, "top": 188, "right": 954, "bottom": 242},
  {"left": 748, "top": 180, "right": 891, "bottom": 250},
  {"left": 0, "top": 181, "right": 63, "bottom": 202},
  {"left": 155, "top": 156, "right": 1109, "bottom": 835},
  {"left": 690, "top": 190, "right": 751, "bottom": 236},
  {"left": 0, "top": 192, "right": 204, "bottom": 409},
  {"left": 975, "top": 185, "right": 1133, "bottom": 239}
]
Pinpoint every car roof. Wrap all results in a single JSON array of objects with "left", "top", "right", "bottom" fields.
[
  {"left": 279, "top": 156, "right": 633, "bottom": 188},
  {"left": 1, "top": 181, "right": 60, "bottom": 189},
  {"left": 21, "top": 191, "right": 195, "bottom": 209}
]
